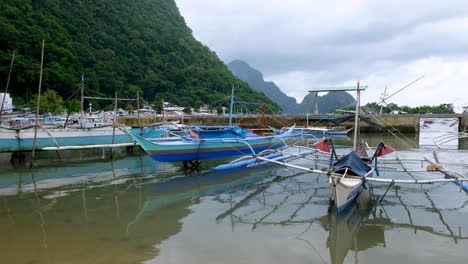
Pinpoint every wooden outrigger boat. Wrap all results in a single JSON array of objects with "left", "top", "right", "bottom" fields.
[
  {"left": 125, "top": 126, "right": 291, "bottom": 162},
  {"left": 0, "top": 125, "right": 164, "bottom": 152},
  {"left": 219, "top": 82, "right": 468, "bottom": 213},
  {"left": 125, "top": 85, "right": 294, "bottom": 163}
]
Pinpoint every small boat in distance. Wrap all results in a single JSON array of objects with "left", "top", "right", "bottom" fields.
[{"left": 278, "top": 126, "right": 352, "bottom": 138}]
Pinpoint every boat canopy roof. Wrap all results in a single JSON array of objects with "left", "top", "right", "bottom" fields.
[
  {"left": 332, "top": 151, "right": 372, "bottom": 176},
  {"left": 192, "top": 126, "right": 247, "bottom": 139}
]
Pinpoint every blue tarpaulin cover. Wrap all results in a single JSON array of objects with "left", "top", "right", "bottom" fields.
[{"left": 332, "top": 151, "right": 372, "bottom": 176}]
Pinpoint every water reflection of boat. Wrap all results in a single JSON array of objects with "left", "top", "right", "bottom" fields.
[
  {"left": 0, "top": 151, "right": 173, "bottom": 196},
  {"left": 128, "top": 164, "right": 280, "bottom": 226},
  {"left": 0, "top": 166, "right": 188, "bottom": 264},
  {"left": 322, "top": 187, "right": 468, "bottom": 264},
  {"left": 324, "top": 189, "right": 383, "bottom": 264}
]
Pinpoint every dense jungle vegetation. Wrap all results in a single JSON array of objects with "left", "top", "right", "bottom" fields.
[{"left": 0, "top": 0, "right": 280, "bottom": 113}]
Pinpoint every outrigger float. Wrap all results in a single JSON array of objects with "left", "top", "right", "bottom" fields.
[{"left": 216, "top": 82, "right": 468, "bottom": 213}]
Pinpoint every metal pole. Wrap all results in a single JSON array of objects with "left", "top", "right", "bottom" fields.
[{"left": 0, "top": 50, "right": 15, "bottom": 120}]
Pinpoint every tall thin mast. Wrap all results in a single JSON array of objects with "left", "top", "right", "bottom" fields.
[
  {"left": 229, "top": 84, "right": 234, "bottom": 127},
  {"left": 0, "top": 50, "right": 15, "bottom": 120},
  {"left": 112, "top": 92, "right": 118, "bottom": 144},
  {"left": 32, "top": 40, "right": 45, "bottom": 162}
]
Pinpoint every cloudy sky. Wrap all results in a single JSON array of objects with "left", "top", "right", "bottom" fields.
[{"left": 175, "top": 0, "right": 468, "bottom": 112}]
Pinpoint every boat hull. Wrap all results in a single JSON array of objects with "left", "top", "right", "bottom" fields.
[
  {"left": 136, "top": 136, "right": 286, "bottom": 162},
  {"left": 0, "top": 126, "right": 163, "bottom": 152},
  {"left": 330, "top": 177, "right": 369, "bottom": 213}
]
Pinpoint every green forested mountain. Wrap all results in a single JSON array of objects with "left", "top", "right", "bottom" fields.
[{"left": 0, "top": 0, "right": 279, "bottom": 111}]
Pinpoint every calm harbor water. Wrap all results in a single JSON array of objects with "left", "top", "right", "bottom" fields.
[{"left": 1, "top": 123, "right": 467, "bottom": 264}]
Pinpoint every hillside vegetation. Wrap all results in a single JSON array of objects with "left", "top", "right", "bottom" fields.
[{"left": 0, "top": 0, "right": 279, "bottom": 112}]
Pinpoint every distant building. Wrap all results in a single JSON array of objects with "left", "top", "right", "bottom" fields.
[
  {"left": 0, "top": 93, "right": 13, "bottom": 113},
  {"left": 463, "top": 106, "right": 468, "bottom": 114},
  {"left": 163, "top": 102, "right": 185, "bottom": 116}
]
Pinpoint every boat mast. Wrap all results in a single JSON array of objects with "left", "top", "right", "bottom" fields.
[
  {"left": 80, "top": 74, "right": 84, "bottom": 128},
  {"left": 112, "top": 92, "right": 118, "bottom": 144},
  {"left": 32, "top": 39, "right": 45, "bottom": 162},
  {"left": 229, "top": 84, "right": 234, "bottom": 127},
  {"left": 0, "top": 50, "right": 15, "bottom": 120},
  {"left": 353, "top": 81, "right": 360, "bottom": 151}
]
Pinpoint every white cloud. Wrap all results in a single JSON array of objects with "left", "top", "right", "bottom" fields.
[{"left": 175, "top": 0, "right": 468, "bottom": 111}]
